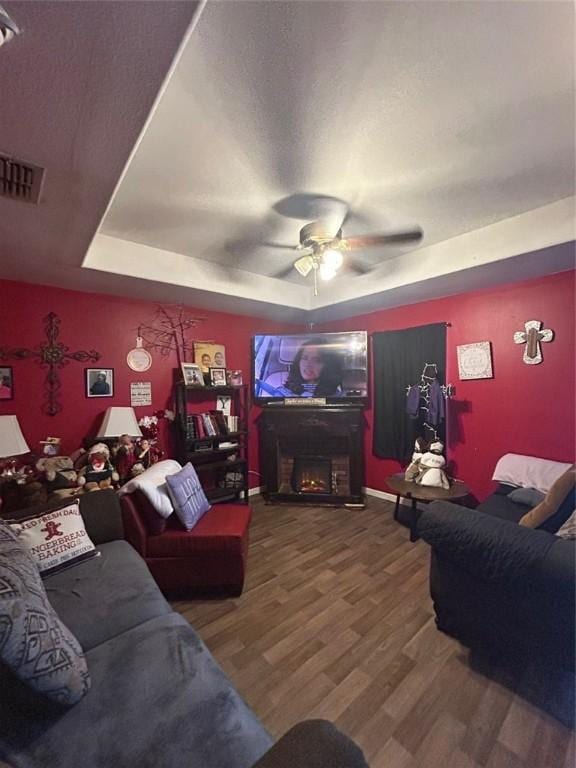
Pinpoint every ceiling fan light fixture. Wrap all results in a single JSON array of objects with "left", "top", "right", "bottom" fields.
[
  {"left": 294, "top": 255, "right": 314, "bottom": 277},
  {"left": 322, "top": 248, "right": 343, "bottom": 270},
  {"left": 319, "top": 262, "right": 337, "bottom": 281},
  {"left": 0, "top": 4, "right": 20, "bottom": 48}
]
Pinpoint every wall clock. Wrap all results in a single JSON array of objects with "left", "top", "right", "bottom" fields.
[{"left": 127, "top": 337, "right": 152, "bottom": 372}]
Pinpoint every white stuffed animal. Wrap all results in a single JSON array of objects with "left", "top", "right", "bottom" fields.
[
  {"left": 415, "top": 441, "right": 450, "bottom": 489},
  {"left": 404, "top": 437, "right": 428, "bottom": 482}
]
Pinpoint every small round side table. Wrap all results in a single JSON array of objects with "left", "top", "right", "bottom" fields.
[{"left": 385, "top": 473, "right": 470, "bottom": 542}]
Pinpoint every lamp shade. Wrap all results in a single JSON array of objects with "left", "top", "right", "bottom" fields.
[
  {"left": 0, "top": 415, "right": 30, "bottom": 457},
  {"left": 96, "top": 407, "right": 142, "bottom": 438}
]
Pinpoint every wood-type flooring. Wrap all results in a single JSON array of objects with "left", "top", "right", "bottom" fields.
[{"left": 173, "top": 497, "right": 574, "bottom": 768}]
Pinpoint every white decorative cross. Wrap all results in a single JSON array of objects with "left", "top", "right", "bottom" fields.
[{"left": 513, "top": 320, "right": 554, "bottom": 365}]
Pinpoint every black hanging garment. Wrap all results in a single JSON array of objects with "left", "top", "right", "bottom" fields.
[{"left": 372, "top": 323, "right": 447, "bottom": 461}]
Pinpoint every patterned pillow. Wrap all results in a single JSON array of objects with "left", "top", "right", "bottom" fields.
[
  {"left": 0, "top": 520, "right": 91, "bottom": 706},
  {"left": 165, "top": 463, "right": 211, "bottom": 531},
  {"left": 10, "top": 500, "right": 97, "bottom": 577}
]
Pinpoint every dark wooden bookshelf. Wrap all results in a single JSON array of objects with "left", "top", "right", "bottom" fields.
[{"left": 174, "top": 380, "right": 249, "bottom": 503}]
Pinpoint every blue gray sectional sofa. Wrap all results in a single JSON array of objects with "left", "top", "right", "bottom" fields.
[
  {"left": 416, "top": 495, "right": 575, "bottom": 725},
  {"left": 1, "top": 490, "right": 368, "bottom": 768}
]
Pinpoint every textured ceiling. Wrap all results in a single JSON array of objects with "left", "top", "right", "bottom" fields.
[
  {"left": 101, "top": 0, "right": 575, "bottom": 285},
  {"left": 0, "top": 1, "right": 199, "bottom": 286},
  {"left": 0, "top": 1, "right": 574, "bottom": 320}
]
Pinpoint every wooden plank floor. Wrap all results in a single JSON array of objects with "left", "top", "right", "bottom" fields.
[{"left": 172, "top": 497, "right": 574, "bottom": 768}]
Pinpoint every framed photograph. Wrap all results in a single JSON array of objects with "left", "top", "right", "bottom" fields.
[
  {"left": 194, "top": 343, "right": 226, "bottom": 373},
  {"left": 209, "top": 367, "right": 227, "bottom": 387},
  {"left": 181, "top": 362, "right": 204, "bottom": 387},
  {"left": 0, "top": 366, "right": 13, "bottom": 400},
  {"left": 457, "top": 342, "right": 493, "bottom": 380},
  {"left": 86, "top": 368, "right": 114, "bottom": 398},
  {"left": 229, "top": 370, "right": 243, "bottom": 386}
]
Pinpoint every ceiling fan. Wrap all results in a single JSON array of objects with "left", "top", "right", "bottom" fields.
[{"left": 280, "top": 219, "right": 423, "bottom": 295}]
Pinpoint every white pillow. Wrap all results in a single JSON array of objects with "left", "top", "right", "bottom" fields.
[
  {"left": 11, "top": 500, "right": 97, "bottom": 576},
  {"left": 118, "top": 459, "right": 182, "bottom": 518},
  {"left": 492, "top": 454, "right": 572, "bottom": 493}
]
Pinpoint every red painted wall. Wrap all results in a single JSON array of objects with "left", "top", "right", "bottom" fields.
[
  {"left": 319, "top": 271, "right": 575, "bottom": 500},
  {"left": 0, "top": 280, "right": 296, "bottom": 487},
  {"left": 1, "top": 272, "right": 573, "bottom": 500}
]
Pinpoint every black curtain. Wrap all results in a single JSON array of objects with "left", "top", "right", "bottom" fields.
[{"left": 372, "top": 323, "right": 447, "bottom": 461}]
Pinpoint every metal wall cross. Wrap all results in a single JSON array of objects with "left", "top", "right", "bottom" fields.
[
  {"left": 0, "top": 312, "right": 101, "bottom": 415},
  {"left": 513, "top": 320, "right": 554, "bottom": 365}
]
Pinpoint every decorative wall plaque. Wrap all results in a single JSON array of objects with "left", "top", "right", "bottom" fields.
[
  {"left": 456, "top": 342, "right": 493, "bottom": 380},
  {"left": 513, "top": 320, "right": 554, "bottom": 365},
  {"left": 130, "top": 381, "right": 152, "bottom": 407},
  {"left": 127, "top": 337, "right": 152, "bottom": 372}
]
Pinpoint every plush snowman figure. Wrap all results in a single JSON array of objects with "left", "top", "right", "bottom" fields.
[
  {"left": 404, "top": 437, "right": 428, "bottom": 482},
  {"left": 415, "top": 441, "right": 450, "bottom": 489}
]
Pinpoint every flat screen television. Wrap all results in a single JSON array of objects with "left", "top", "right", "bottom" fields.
[{"left": 253, "top": 331, "right": 368, "bottom": 404}]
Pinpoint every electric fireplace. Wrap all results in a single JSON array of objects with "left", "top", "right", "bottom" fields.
[
  {"left": 258, "top": 407, "right": 365, "bottom": 507},
  {"left": 292, "top": 457, "right": 332, "bottom": 494}
]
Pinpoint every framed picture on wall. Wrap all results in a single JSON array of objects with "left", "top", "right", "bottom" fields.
[
  {"left": 0, "top": 366, "right": 13, "bottom": 400},
  {"left": 194, "top": 343, "right": 226, "bottom": 373},
  {"left": 456, "top": 342, "right": 493, "bottom": 380},
  {"left": 209, "top": 367, "right": 227, "bottom": 386},
  {"left": 181, "top": 363, "right": 204, "bottom": 387},
  {"left": 86, "top": 368, "right": 114, "bottom": 398}
]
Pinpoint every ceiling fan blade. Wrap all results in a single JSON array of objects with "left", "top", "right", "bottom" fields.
[
  {"left": 272, "top": 264, "right": 299, "bottom": 280},
  {"left": 225, "top": 238, "right": 297, "bottom": 257},
  {"left": 343, "top": 228, "right": 423, "bottom": 250},
  {"left": 346, "top": 257, "right": 371, "bottom": 275},
  {"left": 262, "top": 241, "right": 297, "bottom": 250}
]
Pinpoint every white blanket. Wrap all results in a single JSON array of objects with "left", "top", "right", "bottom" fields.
[
  {"left": 117, "top": 459, "right": 182, "bottom": 518},
  {"left": 492, "top": 454, "right": 572, "bottom": 493}
]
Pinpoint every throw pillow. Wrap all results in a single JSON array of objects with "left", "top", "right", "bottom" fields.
[
  {"left": 519, "top": 465, "right": 576, "bottom": 531},
  {"left": 165, "top": 462, "right": 211, "bottom": 532},
  {"left": 508, "top": 487, "right": 546, "bottom": 507},
  {"left": 118, "top": 459, "right": 182, "bottom": 519},
  {"left": 556, "top": 509, "right": 576, "bottom": 540},
  {"left": 10, "top": 500, "right": 97, "bottom": 577},
  {"left": 0, "top": 520, "right": 91, "bottom": 706}
]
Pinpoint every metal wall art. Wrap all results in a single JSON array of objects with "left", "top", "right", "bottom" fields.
[{"left": 0, "top": 312, "right": 101, "bottom": 415}]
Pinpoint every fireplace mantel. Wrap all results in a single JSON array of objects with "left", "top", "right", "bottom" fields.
[{"left": 257, "top": 406, "right": 365, "bottom": 507}]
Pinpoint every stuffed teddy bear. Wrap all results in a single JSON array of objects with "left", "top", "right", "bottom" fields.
[
  {"left": 404, "top": 437, "right": 428, "bottom": 482},
  {"left": 36, "top": 456, "right": 82, "bottom": 499},
  {"left": 114, "top": 434, "right": 138, "bottom": 483},
  {"left": 78, "top": 443, "right": 119, "bottom": 492},
  {"left": 415, "top": 440, "right": 450, "bottom": 490}
]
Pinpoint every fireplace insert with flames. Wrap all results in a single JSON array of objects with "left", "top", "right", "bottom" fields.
[{"left": 292, "top": 456, "right": 332, "bottom": 494}]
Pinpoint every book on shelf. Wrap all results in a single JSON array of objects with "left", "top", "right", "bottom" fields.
[
  {"left": 185, "top": 409, "right": 233, "bottom": 444},
  {"left": 202, "top": 413, "right": 216, "bottom": 436},
  {"left": 225, "top": 415, "right": 238, "bottom": 432}
]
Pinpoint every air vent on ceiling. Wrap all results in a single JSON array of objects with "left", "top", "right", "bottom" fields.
[{"left": 0, "top": 154, "right": 45, "bottom": 204}]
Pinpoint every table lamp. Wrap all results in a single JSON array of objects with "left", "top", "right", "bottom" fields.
[
  {"left": 96, "top": 407, "right": 143, "bottom": 439},
  {"left": 0, "top": 415, "right": 30, "bottom": 479}
]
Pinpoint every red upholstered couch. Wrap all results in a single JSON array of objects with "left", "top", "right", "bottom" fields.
[{"left": 120, "top": 489, "right": 251, "bottom": 595}]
